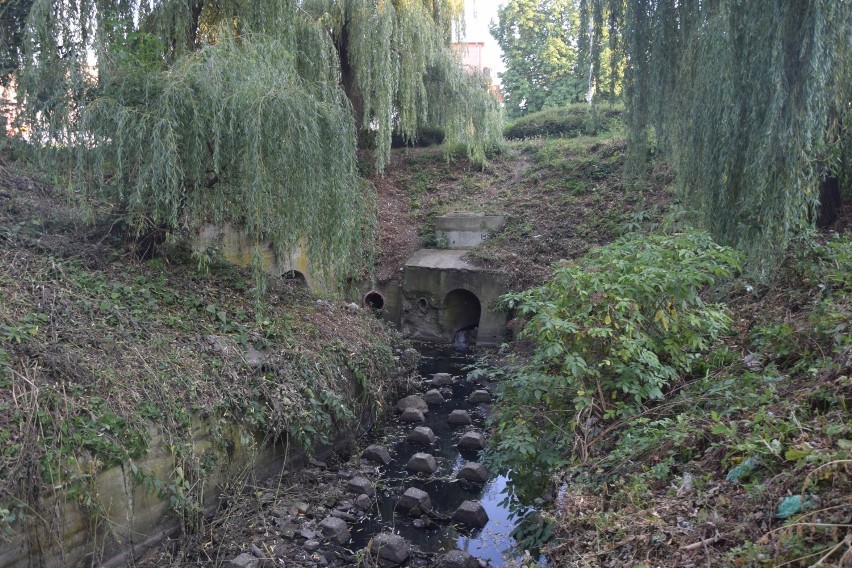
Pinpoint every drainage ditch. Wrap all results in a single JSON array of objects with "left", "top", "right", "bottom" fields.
[{"left": 351, "top": 343, "right": 542, "bottom": 566}]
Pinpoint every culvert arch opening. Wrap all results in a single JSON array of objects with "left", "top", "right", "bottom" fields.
[
  {"left": 443, "top": 288, "right": 481, "bottom": 344},
  {"left": 363, "top": 290, "right": 385, "bottom": 311},
  {"left": 282, "top": 270, "right": 306, "bottom": 285}
]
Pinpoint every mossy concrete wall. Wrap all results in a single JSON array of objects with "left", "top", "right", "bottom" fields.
[
  {"left": 0, "top": 403, "right": 362, "bottom": 567},
  {"left": 194, "top": 225, "right": 334, "bottom": 293}
]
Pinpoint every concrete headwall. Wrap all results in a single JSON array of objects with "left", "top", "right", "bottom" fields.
[
  {"left": 402, "top": 250, "right": 508, "bottom": 345},
  {"left": 194, "top": 225, "right": 334, "bottom": 293},
  {"left": 434, "top": 214, "right": 506, "bottom": 250}
]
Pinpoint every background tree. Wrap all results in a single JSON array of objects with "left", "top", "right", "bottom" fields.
[
  {"left": 6, "top": 0, "right": 502, "bottom": 285},
  {"left": 491, "top": 0, "right": 623, "bottom": 118},
  {"left": 491, "top": 0, "right": 582, "bottom": 118}
]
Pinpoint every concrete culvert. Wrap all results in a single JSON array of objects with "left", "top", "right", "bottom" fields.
[
  {"left": 443, "top": 289, "right": 481, "bottom": 342},
  {"left": 283, "top": 270, "right": 306, "bottom": 285},
  {"left": 364, "top": 290, "right": 385, "bottom": 311}
]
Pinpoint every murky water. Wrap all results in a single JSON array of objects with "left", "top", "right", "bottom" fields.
[{"left": 350, "top": 343, "right": 539, "bottom": 566}]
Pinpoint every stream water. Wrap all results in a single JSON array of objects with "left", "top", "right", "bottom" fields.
[{"left": 350, "top": 343, "right": 543, "bottom": 567}]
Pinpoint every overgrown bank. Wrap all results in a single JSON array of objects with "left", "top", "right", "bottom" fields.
[
  {"left": 484, "top": 224, "right": 851, "bottom": 566},
  {"left": 0, "top": 159, "right": 413, "bottom": 565}
]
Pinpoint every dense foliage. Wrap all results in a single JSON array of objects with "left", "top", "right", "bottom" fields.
[
  {"left": 4, "top": 0, "right": 502, "bottom": 285},
  {"left": 491, "top": 0, "right": 623, "bottom": 118},
  {"left": 542, "top": 232, "right": 851, "bottom": 566},
  {"left": 0, "top": 0, "right": 34, "bottom": 82},
  {"left": 493, "top": 0, "right": 850, "bottom": 271},
  {"left": 503, "top": 102, "right": 622, "bottom": 139},
  {"left": 489, "top": 232, "right": 742, "bottom": 482}
]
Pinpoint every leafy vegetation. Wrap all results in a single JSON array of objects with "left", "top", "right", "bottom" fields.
[
  {"left": 503, "top": 102, "right": 623, "bottom": 140},
  {"left": 5, "top": 0, "right": 502, "bottom": 287},
  {"left": 482, "top": 226, "right": 851, "bottom": 565},
  {"left": 489, "top": 231, "right": 741, "bottom": 477}
]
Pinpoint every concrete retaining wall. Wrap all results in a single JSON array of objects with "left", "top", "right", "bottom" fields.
[
  {"left": 0, "top": 403, "right": 364, "bottom": 567},
  {"left": 194, "top": 225, "right": 335, "bottom": 293}
]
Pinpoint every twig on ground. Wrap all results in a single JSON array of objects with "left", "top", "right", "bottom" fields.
[{"left": 679, "top": 532, "right": 720, "bottom": 551}]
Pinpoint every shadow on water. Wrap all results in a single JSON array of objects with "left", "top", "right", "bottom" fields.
[{"left": 350, "top": 343, "right": 548, "bottom": 566}]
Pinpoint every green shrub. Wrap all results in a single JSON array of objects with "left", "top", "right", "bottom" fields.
[
  {"left": 391, "top": 126, "right": 445, "bottom": 148},
  {"left": 503, "top": 103, "right": 624, "bottom": 140},
  {"left": 489, "top": 232, "right": 742, "bottom": 477}
]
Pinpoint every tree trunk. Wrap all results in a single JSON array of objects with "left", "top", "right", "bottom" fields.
[
  {"left": 337, "top": 24, "right": 367, "bottom": 145},
  {"left": 816, "top": 175, "right": 842, "bottom": 228}
]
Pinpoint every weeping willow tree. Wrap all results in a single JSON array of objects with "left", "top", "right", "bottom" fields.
[
  {"left": 621, "top": 0, "right": 852, "bottom": 274},
  {"left": 6, "top": 0, "right": 501, "bottom": 284}
]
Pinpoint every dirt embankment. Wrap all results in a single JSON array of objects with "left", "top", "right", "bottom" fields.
[{"left": 372, "top": 136, "right": 672, "bottom": 291}]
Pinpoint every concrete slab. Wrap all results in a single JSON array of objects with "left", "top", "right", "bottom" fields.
[
  {"left": 404, "top": 249, "right": 480, "bottom": 270},
  {"left": 435, "top": 213, "right": 507, "bottom": 250}
]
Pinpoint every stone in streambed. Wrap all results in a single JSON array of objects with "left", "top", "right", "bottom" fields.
[
  {"left": 362, "top": 444, "right": 392, "bottom": 465},
  {"left": 405, "top": 452, "right": 438, "bottom": 474},
  {"left": 370, "top": 533, "right": 411, "bottom": 565},
  {"left": 346, "top": 476, "right": 375, "bottom": 497},
  {"left": 432, "top": 372, "right": 454, "bottom": 385},
  {"left": 437, "top": 550, "right": 481, "bottom": 568},
  {"left": 227, "top": 553, "right": 260, "bottom": 568},
  {"left": 397, "top": 394, "right": 428, "bottom": 414},
  {"left": 457, "top": 431, "right": 485, "bottom": 450},
  {"left": 457, "top": 462, "right": 488, "bottom": 484},
  {"left": 396, "top": 487, "right": 432, "bottom": 514},
  {"left": 447, "top": 409, "right": 472, "bottom": 425},
  {"left": 399, "top": 407, "right": 425, "bottom": 423},
  {"left": 408, "top": 426, "right": 436, "bottom": 444},
  {"left": 355, "top": 493, "right": 373, "bottom": 510},
  {"left": 467, "top": 389, "right": 492, "bottom": 404},
  {"left": 318, "top": 516, "right": 350, "bottom": 545},
  {"left": 329, "top": 509, "right": 357, "bottom": 522},
  {"left": 424, "top": 389, "right": 445, "bottom": 404},
  {"left": 451, "top": 500, "right": 489, "bottom": 528}
]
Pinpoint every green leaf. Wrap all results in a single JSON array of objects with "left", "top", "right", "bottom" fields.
[{"left": 784, "top": 448, "right": 810, "bottom": 461}]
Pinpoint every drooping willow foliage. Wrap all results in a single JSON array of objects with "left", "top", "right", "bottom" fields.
[
  {"left": 620, "top": 0, "right": 852, "bottom": 273},
  {"left": 530, "top": 0, "right": 851, "bottom": 271},
  {"left": 5, "top": 0, "right": 501, "bottom": 285}
]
